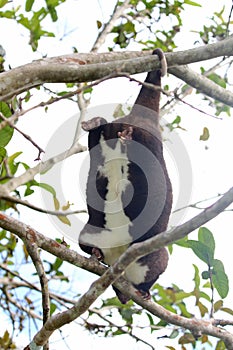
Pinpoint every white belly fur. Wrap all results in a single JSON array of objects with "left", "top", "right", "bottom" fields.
[
  {"left": 125, "top": 260, "right": 149, "bottom": 285},
  {"left": 81, "top": 135, "right": 133, "bottom": 261}
]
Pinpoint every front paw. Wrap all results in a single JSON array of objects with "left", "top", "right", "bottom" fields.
[
  {"left": 135, "top": 289, "right": 151, "bottom": 300},
  {"left": 91, "top": 247, "right": 104, "bottom": 261},
  {"left": 118, "top": 126, "right": 133, "bottom": 144}
]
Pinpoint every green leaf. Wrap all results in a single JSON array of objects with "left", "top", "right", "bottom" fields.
[
  {"left": 198, "top": 227, "right": 215, "bottom": 252},
  {"left": 199, "top": 291, "right": 211, "bottom": 302},
  {"left": 207, "top": 72, "right": 226, "bottom": 88},
  {"left": 57, "top": 215, "right": 71, "bottom": 226},
  {"left": 169, "top": 330, "right": 179, "bottom": 339},
  {"left": 0, "top": 0, "right": 8, "bottom": 8},
  {"left": 50, "top": 302, "right": 57, "bottom": 315},
  {"left": 119, "top": 308, "right": 134, "bottom": 323},
  {"left": 97, "top": 20, "right": 102, "bottom": 29},
  {"left": 0, "top": 146, "right": 6, "bottom": 163},
  {"left": 103, "top": 296, "right": 124, "bottom": 308},
  {"left": 172, "top": 116, "right": 181, "bottom": 125},
  {"left": 216, "top": 339, "right": 226, "bottom": 350},
  {"left": 174, "top": 236, "right": 189, "bottom": 247},
  {"left": 53, "top": 196, "right": 60, "bottom": 210},
  {"left": 37, "top": 182, "right": 56, "bottom": 197},
  {"left": 178, "top": 333, "right": 195, "bottom": 344},
  {"left": 199, "top": 127, "right": 209, "bottom": 141},
  {"left": 52, "top": 257, "right": 63, "bottom": 271},
  {"left": 197, "top": 300, "right": 208, "bottom": 317},
  {"left": 25, "top": 0, "right": 35, "bottom": 11},
  {"left": 8, "top": 152, "right": 22, "bottom": 175},
  {"left": 177, "top": 302, "right": 193, "bottom": 318},
  {"left": 146, "top": 312, "right": 154, "bottom": 331},
  {"left": 188, "top": 240, "right": 214, "bottom": 265},
  {"left": 212, "top": 259, "right": 229, "bottom": 298},
  {"left": 47, "top": 6, "right": 58, "bottom": 21},
  {"left": 220, "top": 307, "right": 233, "bottom": 316},
  {"left": 214, "top": 299, "right": 223, "bottom": 312},
  {"left": 193, "top": 264, "right": 200, "bottom": 289},
  {"left": 0, "top": 9, "right": 16, "bottom": 18},
  {"left": 184, "top": 0, "right": 201, "bottom": 6},
  {"left": 0, "top": 104, "right": 14, "bottom": 147}
]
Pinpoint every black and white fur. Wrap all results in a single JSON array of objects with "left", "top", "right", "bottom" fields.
[{"left": 79, "top": 49, "right": 173, "bottom": 303}]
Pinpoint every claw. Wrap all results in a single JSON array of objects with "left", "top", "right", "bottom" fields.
[
  {"left": 118, "top": 126, "right": 133, "bottom": 144},
  {"left": 135, "top": 290, "right": 151, "bottom": 300},
  {"left": 91, "top": 247, "right": 104, "bottom": 261}
]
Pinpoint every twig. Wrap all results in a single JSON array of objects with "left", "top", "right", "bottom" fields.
[
  {"left": 226, "top": 2, "right": 233, "bottom": 37},
  {"left": 173, "top": 93, "right": 221, "bottom": 119},
  {"left": 0, "top": 141, "right": 86, "bottom": 195},
  {"left": 3, "top": 286, "right": 42, "bottom": 320},
  {"left": 71, "top": 84, "right": 90, "bottom": 146},
  {"left": 0, "top": 194, "right": 86, "bottom": 216},
  {"left": 0, "top": 113, "right": 44, "bottom": 161},
  {"left": 173, "top": 193, "right": 223, "bottom": 213},
  {"left": 23, "top": 237, "right": 50, "bottom": 350},
  {"left": 89, "top": 307, "right": 155, "bottom": 350},
  {"left": 161, "top": 57, "right": 229, "bottom": 117},
  {"left": 209, "top": 266, "right": 215, "bottom": 319},
  {"left": 92, "top": 0, "right": 132, "bottom": 52}
]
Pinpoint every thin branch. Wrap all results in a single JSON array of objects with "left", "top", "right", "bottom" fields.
[
  {"left": 173, "top": 92, "right": 221, "bottom": 119},
  {"left": 226, "top": 2, "right": 233, "bottom": 37},
  {"left": 0, "top": 142, "right": 86, "bottom": 196},
  {"left": 0, "top": 194, "right": 86, "bottom": 216},
  {"left": 3, "top": 286, "right": 42, "bottom": 321},
  {"left": 0, "top": 113, "right": 44, "bottom": 160},
  {"left": 23, "top": 238, "right": 50, "bottom": 350},
  {"left": 0, "top": 263, "right": 78, "bottom": 309},
  {"left": 71, "top": 84, "right": 89, "bottom": 146},
  {"left": 92, "top": 0, "right": 132, "bottom": 52},
  {"left": 89, "top": 307, "right": 155, "bottom": 350},
  {"left": 173, "top": 193, "right": 223, "bottom": 213},
  {"left": 161, "top": 57, "right": 229, "bottom": 117}
]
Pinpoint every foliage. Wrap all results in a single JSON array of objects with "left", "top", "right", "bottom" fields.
[{"left": 0, "top": 0, "right": 65, "bottom": 50}]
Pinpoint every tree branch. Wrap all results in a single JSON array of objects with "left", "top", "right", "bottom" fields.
[
  {"left": 92, "top": 0, "right": 132, "bottom": 52},
  {"left": 0, "top": 113, "right": 44, "bottom": 160},
  {"left": 0, "top": 194, "right": 86, "bottom": 216},
  {"left": 1, "top": 36, "right": 233, "bottom": 102},
  {"left": 0, "top": 142, "right": 86, "bottom": 197},
  {"left": 169, "top": 65, "right": 233, "bottom": 107},
  {"left": 23, "top": 239, "right": 50, "bottom": 324}
]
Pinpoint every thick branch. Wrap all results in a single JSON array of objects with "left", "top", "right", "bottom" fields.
[
  {"left": 0, "top": 36, "right": 233, "bottom": 101},
  {"left": 170, "top": 65, "right": 233, "bottom": 107}
]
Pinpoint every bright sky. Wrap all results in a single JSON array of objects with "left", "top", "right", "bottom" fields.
[{"left": 0, "top": 0, "right": 233, "bottom": 349}]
